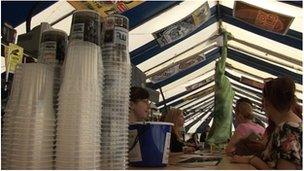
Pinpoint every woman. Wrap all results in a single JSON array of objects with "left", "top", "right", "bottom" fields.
[
  {"left": 231, "top": 77, "right": 302, "bottom": 169},
  {"left": 225, "top": 98, "right": 265, "bottom": 156},
  {"left": 129, "top": 87, "right": 150, "bottom": 123},
  {"left": 164, "top": 108, "right": 196, "bottom": 153}
]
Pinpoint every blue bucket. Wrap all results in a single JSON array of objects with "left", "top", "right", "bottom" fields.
[{"left": 128, "top": 122, "right": 173, "bottom": 167}]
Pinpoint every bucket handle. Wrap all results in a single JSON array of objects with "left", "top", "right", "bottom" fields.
[{"left": 128, "top": 122, "right": 150, "bottom": 152}]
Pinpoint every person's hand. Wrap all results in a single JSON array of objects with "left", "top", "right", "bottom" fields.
[
  {"left": 230, "top": 155, "right": 252, "bottom": 164},
  {"left": 183, "top": 147, "right": 196, "bottom": 154},
  {"left": 225, "top": 146, "right": 235, "bottom": 156},
  {"left": 185, "top": 142, "right": 196, "bottom": 148}
]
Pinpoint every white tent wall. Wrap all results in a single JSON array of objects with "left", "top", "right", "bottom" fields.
[
  {"left": 181, "top": 98, "right": 214, "bottom": 115},
  {"left": 188, "top": 112, "right": 212, "bottom": 133},
  {"left": 222, "top": 22, "right": 302, "bottom": 62},
  {"left": 14, "top": 1, "right": 74, "bottom": 37},
  {"left": 188, "top": 97, "right": 214, "bottom": 112},
  {"left": 52, "top": 15, "right": 73, "bottom": 34},
  {"left": 226, "top": 61, "right": 302, "bottom": 99},
  {"left": 228, "top": 41, "right": 302, "bottom": 74},
  {"left": 159, "top": 82, "right": 215, "bottom": 108},
  {"left": 160, "top": 61, "right": 216, "bottom": 93},
  {"left": 9, "top": 0, "right": 303, "bottom": 134},
  {"left": 228, "top": 78, "right": 262, "bottom": 93},
  {"left": 160, "top": 69, "right": 215, "bottom": 100},
  {"left": 178, "top": 93, "right": 215, "bottom": 110},
  {"left": 1, "top": 57, "right": 6, "bottom": 73}
]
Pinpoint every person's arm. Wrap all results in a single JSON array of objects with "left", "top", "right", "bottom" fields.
[
  {"left": 225, "top": 132, "right": 242, "bottom": 155},
  {"left": 276, "top": 159, "right": 298, "bottom": 170},
  {"left": 170, "top": 133, "right": 185, "bottom": 152},
  {"left": 231, "top": 155, "right": 272, "bottom": 169},
  {"left": 249, "top": 155, "right": 272, "bottom": 169}
]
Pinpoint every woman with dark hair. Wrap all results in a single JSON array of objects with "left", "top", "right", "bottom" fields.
[{"left": 231, "top": 77, "right": 302, "bottom": 170}]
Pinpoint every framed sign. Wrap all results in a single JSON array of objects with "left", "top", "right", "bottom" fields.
[
  {"left": 149, "top": 52, "right": 206, "bottom": 83},
  {"left": 240, "top": 76, "right": 264, "bottom": 89},
  {"left": 153, "top": 2, "right": 211, "bottom": 47},
  {"left": 69, "top": 1, "right": 143, "bottom": 17},
  {"left": 6, "top": 43, "right": 23, "bottom": 73},
  {"left": 186, "top": 75, "right": 215, "bottom": 91},
  {"left": 185, "top": 86, "right": 215, "bottom": 101},
  {"left": 233, "top": 1, "right": 294, "bottom": 34}
]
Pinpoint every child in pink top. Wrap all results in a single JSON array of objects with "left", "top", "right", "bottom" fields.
[
  {"left": 226, "top": 98, "right": 265, "bottom": 155},
  {"left": 236, "top": 122, "right": 265, "bottom": 138}
]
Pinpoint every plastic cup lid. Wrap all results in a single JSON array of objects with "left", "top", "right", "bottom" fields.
[{"left": 129, "top": 121, "right": 174, "bottom": 126}]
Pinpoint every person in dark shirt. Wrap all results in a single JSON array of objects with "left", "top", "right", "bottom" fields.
[
  {"left": 187, "top": 133, "right": 199, "bottom": 146},
  {"left": 164, "top": 108, "right": 195, "bottom": 153},
  {"left": 200, "top": 126, "right": 210, "bottom": 143}
]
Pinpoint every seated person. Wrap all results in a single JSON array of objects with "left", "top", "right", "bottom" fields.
[
  {"left": 129, "top": 87, "right": 150, "bottom": 123},
  {"left": 199, "top": 126, "right": 210, "bottom": 149},
  {"left": 186, "top": 133, "right": 199, "bottom": 148},
  {"left": 225, "top": 98, "right": 265, "bottom": 156},
  {"left": 164, "top": 108, "right": 196, "bottom": 153},
  {"left": 231, "top": 77, "right": 302, "bottom": 170},
  {"left": 200, "top": 126, "right": 210, "bottom": 143}
]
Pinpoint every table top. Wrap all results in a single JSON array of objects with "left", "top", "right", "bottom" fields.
[{"left": 129, "top": 151, "right": 255, "bottom": 170}]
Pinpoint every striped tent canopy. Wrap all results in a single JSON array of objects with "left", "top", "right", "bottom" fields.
[{"left": 2, "top": 0, "right": 302, "bottom": 133}]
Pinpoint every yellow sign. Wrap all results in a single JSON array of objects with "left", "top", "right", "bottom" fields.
[
  {"left": 6, "top": 43, "right": 24, "bottom": 73},
  {"left": 68, "top": 1, "right": 143, "bottom": 18}
]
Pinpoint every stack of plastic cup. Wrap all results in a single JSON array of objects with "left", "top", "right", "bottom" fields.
[
  {"left": 2, "top": 63, "right": 58, "bottom": 169},
  {"left": 55, "top": 10, "right": 103, "bottom": 170},
  {"left": 38, "top": 29, "right": 68, "bottom": 169},
  {"left": 2, "top": 28, "right": 67, "bottom": 170},
  {"left": 100, "top": 14, "right": 131, "bottom": 170}
]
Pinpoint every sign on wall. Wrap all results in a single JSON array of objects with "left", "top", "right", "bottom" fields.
[
  {"left": 240, "top": 76, "right": 264, "bottom": 89},
  {"left": 152, "top": 2, "right": 211, "bottom": 47},
  {"left": 234, "top": 1, "right": 294, "bottom": 34},
  {"left": 6, "top": 43, "right": 23, "bottom": 73},
  {"left": 149, "top": 51, "right": 206, "bottom": 83},
  {"left": 185, "top": 86, "right": 215, "bottom": 101},
  {"left": 186, "top": 75, "right": 215, "bottom": 91},
  {"left": 69, "top": 1, "right": 143, "bottom": 17}
]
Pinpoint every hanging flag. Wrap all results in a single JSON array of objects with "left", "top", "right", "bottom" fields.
[
  {"left": 6, "top": 43, "right": 23, "bottom": 73},
  {"left": 234, "top": 1, "right": 294, "bottom": 34},
  {"left": 153, "top": 2, "right": 211, "bottom": 47},
  {"left": 68, "top": 1, "right": 143, "bottom": 17},
  {"left": 149, "top": 51, "right": 206, "bottom": 83},
  {"left": 207, "top": 31, "right": 235, "bottom": 145}
]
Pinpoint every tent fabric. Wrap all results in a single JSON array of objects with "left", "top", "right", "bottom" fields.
[
  {"left": 206, "top": 31, "right": 235, "bottom": 145},
  {"left": 3, "top": 1, "right": 303, "bottom": 134}
]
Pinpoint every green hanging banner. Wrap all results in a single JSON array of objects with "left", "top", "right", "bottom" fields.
[{"left": 206, "top": 31, "right": 235, "bottom": 146}]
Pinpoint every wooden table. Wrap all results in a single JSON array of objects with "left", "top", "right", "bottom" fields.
[{"left": 129, "top": 151, "right": 255, "bottom": 170}]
